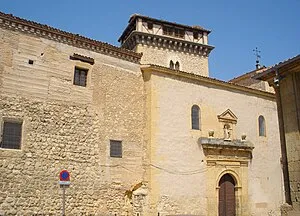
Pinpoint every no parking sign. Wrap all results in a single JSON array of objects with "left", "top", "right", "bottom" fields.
[
  {"left": 59, "top": 169, "right": 70, "bottom": 215},
  {"left": 59, "top": 170, "right": 70, "bottom": 186}
]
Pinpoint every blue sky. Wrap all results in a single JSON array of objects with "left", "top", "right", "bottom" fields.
[{"left": 1, "top": 0, "right": 299, "bottom": 80}]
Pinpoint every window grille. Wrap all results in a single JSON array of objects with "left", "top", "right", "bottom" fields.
[
  {"left": 74, "top": 67, "right": 88, "bottom": 87},
  {"left": 1, "top": 121, "right": 22, "bottom": 149},
  {"left": 174, "top": 28, "right": 184, "bottom": 38},
  {"left": 110, "top": 140, "right": 122, "bottom": 158},
  {"left": 163, "top": 26, "right": 185, "bottom": 38},
  {"left": 163, "top": 26, "right": 173, "bottom": 36}
]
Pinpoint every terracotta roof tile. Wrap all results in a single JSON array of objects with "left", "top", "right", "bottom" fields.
[
  {"left": 253, "top": 55, "right": 300, "bottom": 80},
  {"left": 229, "top": 66, "right": 269, "bottom": 83}
]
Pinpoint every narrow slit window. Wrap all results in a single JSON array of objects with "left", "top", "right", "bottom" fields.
[
  {"left": 169, "top": 60, "right": 174, "bottom": 69},
  {"left": 191, "top": 105, "right": 200, "bottom": 130},
  {"left": 258, "top": 115, "right": 266, "bottom": 136},
  {"left": 175, "top": 61, "right": 180, "bottom": 70}
]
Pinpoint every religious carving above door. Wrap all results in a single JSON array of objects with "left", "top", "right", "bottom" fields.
[
  {"left": 217, "top": 109, "right": 237, "bottom": 140},
  {"left": 199, "top": 108, "right": 254, "bottom": 166}
]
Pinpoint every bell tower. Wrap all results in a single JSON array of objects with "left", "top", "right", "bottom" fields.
[{"left": 119, "top": 14, "right": 214, "bottom": 77}]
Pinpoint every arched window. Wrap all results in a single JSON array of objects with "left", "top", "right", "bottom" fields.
[
  {"left": 191, "top": 105, "right": 200, "bottom": 130},
  {"left": 169, "top": 60, "right": 174, "bottom": 69},
  {"left": 258, "top": 115, "right": 266, "bottom": 136},
  {"left": 175, "top": 61, "right": 180, "bottom": 70}
]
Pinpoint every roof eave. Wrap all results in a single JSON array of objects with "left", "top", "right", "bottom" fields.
[
  {"left": 0, "top": 11, "right": 142, "bottom": 63},
  {"left": 253, "top": 55, "right": 300, "bottom": 81},
  {"left": 118, "top": 14, "right": 212, "bottom": 43},
  {"left": 141, "top": 64, "right": 275, "bottom": 99}
]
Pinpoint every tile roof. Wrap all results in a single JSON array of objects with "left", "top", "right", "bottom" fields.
[
  {"left": 132, "top": 14, "right": 211, "bottom": 32},
  {"left": 119, "top": 14, "right": 211, "bottom": 42},
  {"left": 229, "top": 66, "right": 269, "bottom": 83},
  {"left": 253, "top": 55, "right": 300, "bottom": 81},
  {"left": 0, "top": 11, "right": 142, "bottom": 63}
]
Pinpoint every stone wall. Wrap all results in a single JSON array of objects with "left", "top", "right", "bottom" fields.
[
  {"left": 231, "top": 76, "right": 274, "bottom": 93},
  {"left": 144, "top": 69, "right": 283, "bottom": 216},
  {"left": 136, "top": 44, "right": 209, "bottom": 77},
  {"left": 0, "top": 28, "right": 146, "bottom": 215},
  {"left": 280, "top": 71, "right": 300, "bottom": 214},
  {"left": 0, "top": 15, "right": 287, "bottom": 216},
  {"left": 229, "top": 69, "right": 275, "bottom": 93}
]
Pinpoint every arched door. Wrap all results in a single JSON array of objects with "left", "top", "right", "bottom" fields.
[{"left": 219, "top": 174, "right": 236, "bottom": 216}]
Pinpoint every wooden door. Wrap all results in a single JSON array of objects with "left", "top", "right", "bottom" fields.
[{"left": 219, "top": 174, "right": 236, "bottom": 216}]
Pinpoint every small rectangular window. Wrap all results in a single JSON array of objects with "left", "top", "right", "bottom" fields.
[
  {"left": 163, "top": 26, "right": 173, "bottom": 36},
  {"left": 73, "top": 67, "right": 88, "bottom": 87},
  {"left": 174, "top": 28, "right": 184, "bottom": 38},
  {"left": 110, "top": 140, "right": 122, "bottom": 158},
  {"left": 1, "top": 121, "right": 22, "bottom": 149},
  {"left": 163, "top": 26, "right": 184, "bottom": 38},
  {"left": 147, "top": 22, "right": 153, "bottom": 30}
]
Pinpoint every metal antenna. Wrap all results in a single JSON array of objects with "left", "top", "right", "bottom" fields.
[{"left": 253, "top": 47, "right": 261, "bottom": 69}]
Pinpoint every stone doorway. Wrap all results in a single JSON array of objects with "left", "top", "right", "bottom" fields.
[{"left": 218, "top": 174, "right": 236, "bottom": 216}]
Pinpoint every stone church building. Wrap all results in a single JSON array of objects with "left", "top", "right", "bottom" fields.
[{"left": 0, "top": 12, "right": 284, "bottom": 215}]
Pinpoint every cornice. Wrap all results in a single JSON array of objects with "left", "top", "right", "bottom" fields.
[
  {"left": 200, "top": 137, "right": 254, "bottom": 152},
  {"left": 122, "top": 31, "right": 214, "bottom": 57},
  {"left": 0, "top": 12, "right": 142, "bottom": 64},
  {"left": 141, "top": 64, "right": 276, "bottom": 100}
]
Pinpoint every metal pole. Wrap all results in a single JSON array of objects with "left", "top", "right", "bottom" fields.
[{"left": 62, "top": 186, "right": 66, "bottom": 216}]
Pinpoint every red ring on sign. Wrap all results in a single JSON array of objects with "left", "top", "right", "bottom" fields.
[{"left": 59, "top": 170, "right": 70, "bottom": 181}]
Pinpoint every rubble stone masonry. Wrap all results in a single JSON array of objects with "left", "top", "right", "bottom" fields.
[
  {"left": 280, "top": 72, "right": 300, "bottom": 215},
  {"left": 0, "top": 27, "right": 146, "bottom": 215}
]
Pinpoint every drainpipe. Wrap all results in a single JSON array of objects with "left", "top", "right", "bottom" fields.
[{"left": 274, "top": 68, "right": 292, "bottom": 205}]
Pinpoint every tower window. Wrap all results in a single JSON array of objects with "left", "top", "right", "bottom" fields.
[
  {"left": 163, "top": 26, "right": 184, "bottom": 38},
  {"left": 175, "top": 61, "right": 180, "bottom": 70},
  {"left": 169, "top": 60, "right": 174, "bottom": 69},
  {"left": 1, "top": 121, "right": 22, "bottom": 149},
  {"left": 147, "top": 22, "right": 153, "bottom": 30},
  {"left": 193, "top": 32, "right": 199, "bottom": 39},
  {"left": 163, "top": 26, "right": 173, "bottom": 36},
  {"left": 174, "top": 28, "right": 184, "bottom": 38},
  {"left": 258, "top": 115, "right": 266, "bottom": 136},
  {"left": 191, "top": 105, "right": 201, "bottom": 130},
  {"left": 74, "top": 67, "right": 88, "bottom": 87}
]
